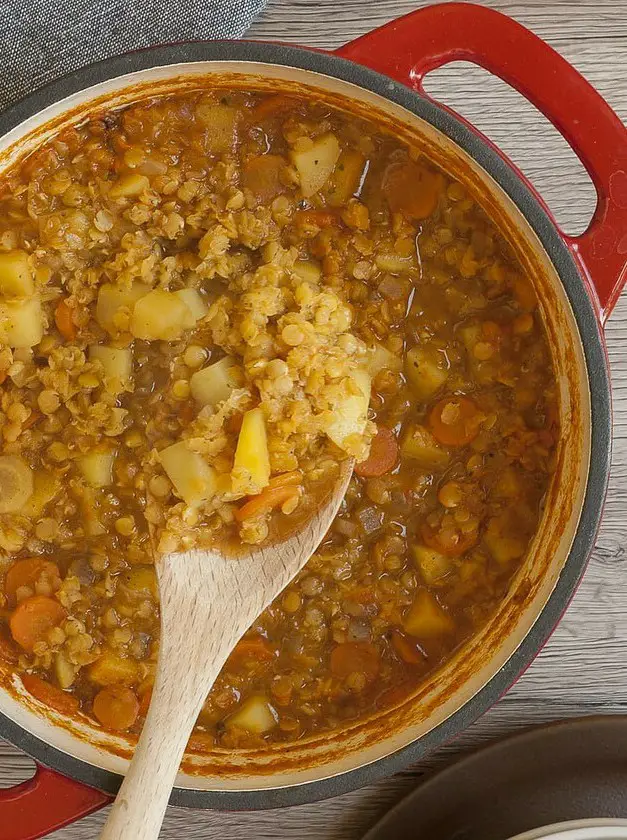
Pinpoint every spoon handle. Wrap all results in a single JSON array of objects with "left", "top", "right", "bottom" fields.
[{"left": 99, "top": 553, "right": 248, "bottom": 840}]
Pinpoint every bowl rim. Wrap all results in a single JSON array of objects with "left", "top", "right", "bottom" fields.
[{"left": 0, "top": 39, "right": 612, "bottom": 809}]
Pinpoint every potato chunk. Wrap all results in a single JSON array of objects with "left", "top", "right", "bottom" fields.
[
  {"left": 120, "top": 565, "right": 158, "bottom": 599},
  {"left": 0, "top": 456, "right": 34, "bottom": 513},
  {"left": 324, "top": 368, "right": 371, "bottom": 451},
  {"left": 0, "top": 250, "right": 34, "bottom": 297},
  {"left": 190, "top": 356, "right": 242, "bottom": 407},
  {"left": 195, "top": 103, "right": 239, "bottom": 152},
  {"left": 412, "top": 544, "right": 453, "bottom": 586},
  {"left": 405, "top": 346, "right": 449, "bottom": 400},
  {"left": 175, "top": 288, "right": 207, "bottom": 324},
  {"left": 88, "top": 651, "right": 138, "bottom": 686},
  {"left": 89, "top": 345, "right": 132, "bottom": 394},
  {"left": 484, "top": 513, "right": 528, "bottom": 565},
  {"left": 400, "top": 425, "right": 449, "bottom": 470},
  {"left": 0, "top": 298, "right": 43, "bottom": 348},
  {"left": 403, "top": 589, "right": 454, "bottom": 638},
  {"left": 368, "top": 342, "right": 402, "bottom": 376},
  {"left": 109, "top": 173, "right": 149, "bottom": 199},
  {"left": 21, "top": 470, "right": 60, "bottom": 518},
  {"left": 131, "top": 290, "right": 194, "bottom": 341},
  {"left": 291, "top": 133, "right": 341, "bottom": 198},
  {"left": 96, "top": 282, "right": 151, "bottom": 335},
  {"left": 227, "top": 695, "right": 277, "bottom": 734},
  {"left": 78, "top": 448, "right": 116, "bottom": 488},
  {"left": 232, "top": 407, "right": 270, "bottom": 494},
  {"left": 327, "top": 149, "right": 367, "bottom": 207},
  {"left": 159, "top": 441, "right": 217, "bottom": 507}
]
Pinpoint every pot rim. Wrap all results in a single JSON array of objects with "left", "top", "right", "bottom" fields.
[{"left": 0, "top": 39, "right": 612, "bottom": 809}]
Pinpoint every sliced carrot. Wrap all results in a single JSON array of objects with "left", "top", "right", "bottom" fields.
[
  {"left": 242, "top": 154, "right": 286, "bottom": 203},
  {"left": 391, "top": 630, "right": 425, "bottom": 665},
  {"left": 429, "top": 396, "right": 482, "bottom": 447},
  {"left": 421, "top": 521, "right": 479, "bottom": 557},
  {"left": 330, "top": 641, "right": 380, "bottom": 682},
  {"left": 382, "top": 160, "right": 443, "bottom": 220},
  {"left": 235, "top": 484, "right": 300, "bottom": 522},
  {"left": 93, "top": 685, "right": 139, "bottom": 730},
  {"left": 228, "top": 636, "right": 277, "bottom": 665},
  {"left": 355, "top": 427, "right": 399, "bottom": 478},
  {"left": 21, "top": 673, "right": 79, "bottom": 715},
  {"left": 9, "top": 595, "right": 66, "bottom": 652},
  {"left": 54, "top": 299, "right": 76, "bottom": 341},
  {"left": 294, "top": 209, "right": 340, "bottom": 228},
  {"left": 253, "top": 95, "right": 298, "bottom": 122},
  {"left": 4, "top": 557, "right": 60, "bottom": 601}
]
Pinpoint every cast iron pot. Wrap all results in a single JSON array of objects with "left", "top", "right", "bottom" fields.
[{"left": 0, "top": 4, "right": 626, "bottom": 837}]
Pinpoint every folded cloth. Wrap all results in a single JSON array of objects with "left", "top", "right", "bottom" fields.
[{"left": 1, "top": 0, "right": 268, "bottom": 112}]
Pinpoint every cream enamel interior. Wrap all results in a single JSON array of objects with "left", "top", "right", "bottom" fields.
[{"left": 0, "top": 61, "right": 591, "bottom": 793}]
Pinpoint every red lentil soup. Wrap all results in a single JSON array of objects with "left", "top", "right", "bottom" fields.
[{"left": 0, "top": 89, "right": 558, "bottom": 747}]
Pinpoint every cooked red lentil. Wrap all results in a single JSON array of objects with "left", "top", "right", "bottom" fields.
[{"left": 0, "top": 89, "right": 558, "bottom": 746}]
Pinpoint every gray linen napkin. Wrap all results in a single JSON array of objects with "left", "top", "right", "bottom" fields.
[{"left": 1, "top": 0, "right": 268, "bottom": 112}]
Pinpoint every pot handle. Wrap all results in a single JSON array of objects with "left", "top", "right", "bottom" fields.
[
  {"left": 0, "top": 763, "right": 110, "bottom": 840},
  {"left": 337, "top": 1, "right": 627, "bottom": 323}
]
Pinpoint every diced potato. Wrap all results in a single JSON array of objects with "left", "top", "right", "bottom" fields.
[
  {"left": 227, "top": 695, "right": 277, "bottom": 734},
  {"left": 190, "top": 356, "right": 242, "bottom": 407},
  {"left": 158, "top": 441, "right": 217, "bottom": 507},
  {"left": 96, "top": 282, "right": 151, "bottom": 335},
  {"left": 493, "top": 466, "right": 522, "bottom": 499},
  {"left": 195, "top": 103, "right": 239, "bottom": 152},
  {"left": 175, "top": 288, "right": 207, "bottom": 324},
  {"left": 400, "top": 425, "right": 449, "bottom": 469},
  {"left": 120, "top": 565, "right": 158, "bottom": 599},
  {"left": 78, "top": 448, "right": 116, "bottom": 488},
  {"left": 232, "top": 407, "right": 270, "bottom": 493},
  {"left": 291, "top": 132, "right": 341, "bottom": 198},
  {"left": 80, "top": 487, "right": 106, "bottom": 537},
  {"left": 324, "top": 368, "right": 371, "bottom": 451},
  {"left": 484, "top": 513, "right": 527, "bottom": 565},
  {"left": 403, "top": 589, "right": 455, "bottom": 638},
  {"left": 0, "top": 455, "right": 34, "bottom": 513},
  {"left": 89, "top": 345, "right": 132, "bottom": 393},
  {"left": 412, "top": 544, "right": 453, "bottom": 586},
  {"left": 0, "top": 298, "right": 43, "bottom": 348},
  {"left": 405, "top": 346, "right": 449, "bottom": 400},
  {"left": 327, "top": 149, "right": 367, "bottom": 207},
  {"left": 131, "top": 289, "right": 194, "bottom": 341},
  {"left": 88, "top": 651, "right": 138, "bottom": 686},
  {"left": 21, "top": 470, "right": 60, "bottom": 518},
  {"left": 55, "top": 651, "right": 76, "bottom": 690},
  {"left": 109, "top": 173, "right": 150, "bottom": 199},
  {"left": 368, "top": 342, "right": 402, "bottom": 376},
  {"left": 375, "top": 252, "right": 417, "bottom": 274},
  {"left": 291, "top": 260, "right": 322, "bottom": 284},
  {"left": 0, "top": 250, "right": 34, "bottom": 298}
]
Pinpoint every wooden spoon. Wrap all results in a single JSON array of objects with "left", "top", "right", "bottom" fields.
[{"left": 100, "top": 459, "right": 353, "bottom": 840}]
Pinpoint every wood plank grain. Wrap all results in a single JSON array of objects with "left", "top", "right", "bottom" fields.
[{"left": 2, "top": 2, "right": 627, "bottom": 838}]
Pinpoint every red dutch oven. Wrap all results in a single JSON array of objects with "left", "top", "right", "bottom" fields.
[{"left": 0, "top": 4, "right": 626, "bottom": 838}]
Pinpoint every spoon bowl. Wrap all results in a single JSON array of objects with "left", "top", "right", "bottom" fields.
[{"left": 99, "top": 458, "right": 354, "bottom": 840}]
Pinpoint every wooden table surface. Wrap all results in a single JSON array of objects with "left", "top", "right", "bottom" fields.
[{"left": 2, "top": 1, "right": 627, "bottom": 837}]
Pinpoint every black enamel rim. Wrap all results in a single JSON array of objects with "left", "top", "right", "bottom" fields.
[{"left": 0, "top": 41, "right": 612, "bottom": 810}]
